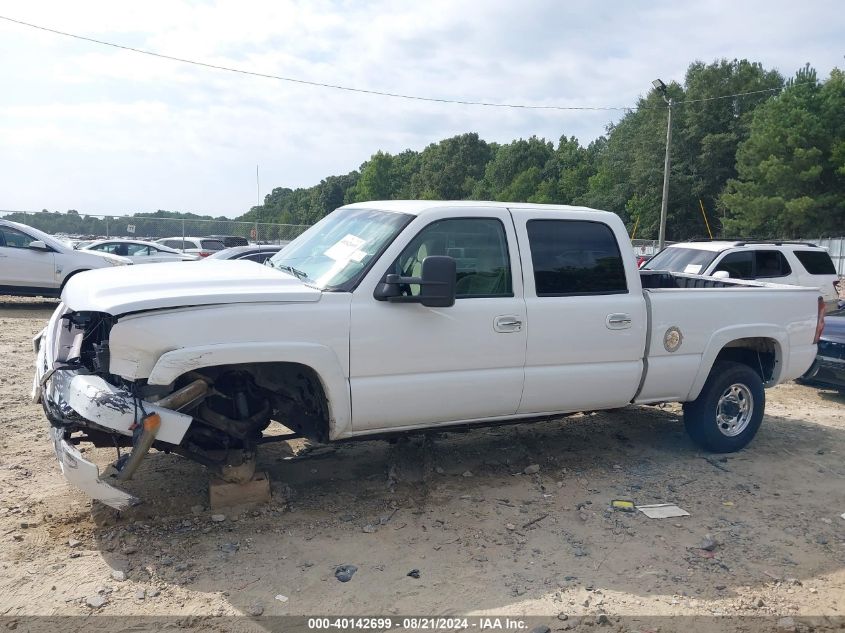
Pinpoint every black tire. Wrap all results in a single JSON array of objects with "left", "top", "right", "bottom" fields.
[{"left": 682, "top": 360, "right": 765, "bottom": 453}]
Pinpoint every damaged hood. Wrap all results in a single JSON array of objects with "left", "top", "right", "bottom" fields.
[{"left": 62, "top": 260, "right": 322, "bottom": 315}]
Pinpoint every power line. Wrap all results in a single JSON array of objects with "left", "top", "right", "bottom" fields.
[
  {"left": 1, "top": 14, "right": 804, "bottom": 112},
  {"left": 675, "top": 85, "right": 785, "bottom": 104},
  {"left": 0, "top": 14, "right": 638, "bottom": 112}
]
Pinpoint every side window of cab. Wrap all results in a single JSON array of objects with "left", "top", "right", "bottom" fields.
[{"left": 389, "top": 218, "right": 512, "bottom": 298}]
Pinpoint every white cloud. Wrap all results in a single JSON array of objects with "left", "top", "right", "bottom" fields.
[{"left": 0, "top": 0, "right": 842, "bottom": 216}]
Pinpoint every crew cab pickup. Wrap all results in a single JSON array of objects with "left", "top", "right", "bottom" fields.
[{"left": 33, "top": 201, "right": 824, "bottom": 508}]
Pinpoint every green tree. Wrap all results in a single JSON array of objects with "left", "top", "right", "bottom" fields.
[
  {"left": 411, "top": 133, "right": 493, "bottom": 199},
  {"left": 473, "top": 136, "right": 555, "bottom": 201},
  {"left": 721, "top": 66, "right": 845, "bottom": 237},
  {"left": 348, "top": 151, "right": 397, "bottom": 202}
]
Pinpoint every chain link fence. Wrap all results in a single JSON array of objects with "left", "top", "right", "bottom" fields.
[
  {"left": 631, "top": 239, "right": 676, "bottom": 257},
  {"left": 0, "top": 210, "right": 310, "bottom": 245},
  {"left": 7, "top": 210, "right": 845, "bottom": 274}
]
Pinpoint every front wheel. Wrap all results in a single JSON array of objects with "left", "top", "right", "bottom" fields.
[{"left": 682, "top": 361, "right": 765, "bottom": 453}]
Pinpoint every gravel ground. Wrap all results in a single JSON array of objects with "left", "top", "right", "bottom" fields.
[{"left": 0, "top": 297, "right": 843, "bottom": 631}]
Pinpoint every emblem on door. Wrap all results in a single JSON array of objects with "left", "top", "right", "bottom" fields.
[{"left": 664, "top": 326, "right": 683, "bottom": 352}]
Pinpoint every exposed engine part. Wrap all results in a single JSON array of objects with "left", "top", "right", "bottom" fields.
[
  {"left": 193, "top": 371, "right": 271, "bottom": 440},
  {"left": 157, "top": 378, "right": 210, "bottom": 410},
  {"left": 116, "top": 412, "right": 161, "bottom": 481},
  {"left": 59, "top": 311, "right": 118, "bottom": 374},
  {"left": 197, "top": 400, "right": 270, "bottom": 439},
  {"left": 110, "top": 379, "right": 210, "bottom": 482},
  {"left": 252, "top": 364, "right": 330, "bottom": 443}
]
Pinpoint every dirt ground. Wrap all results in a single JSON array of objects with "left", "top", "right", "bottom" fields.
[{"left": 0, "top": 298, "right": 843, "bottom": 631}]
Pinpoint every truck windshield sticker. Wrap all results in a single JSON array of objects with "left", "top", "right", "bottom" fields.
[
  {"left": 684, "top": 264, "right": 703, "bottom": 274},
  {"left": 324, "top": 234, "right": 366, "bottom": 262}
]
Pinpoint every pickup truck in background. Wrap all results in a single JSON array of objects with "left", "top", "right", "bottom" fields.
[{"left": 33, "top": 201, "right": 824, "bottom": 509}]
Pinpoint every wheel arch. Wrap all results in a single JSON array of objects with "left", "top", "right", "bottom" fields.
[
  {"left": 687, "top": 327, "right": 786, "bottom": 402},
  {"left": 146, "top": 343, "right": 351, "bottom": 439}
]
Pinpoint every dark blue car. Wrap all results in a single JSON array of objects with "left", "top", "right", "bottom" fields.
[{"left": 800, "top": 307, "right": 845, "bottom": 390}]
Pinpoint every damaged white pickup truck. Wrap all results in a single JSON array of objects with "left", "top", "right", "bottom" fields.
[{"left": 33, "top": 201, "right": 825, "bottom": 509}]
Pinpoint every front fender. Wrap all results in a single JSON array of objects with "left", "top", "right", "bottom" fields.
[
  {"left": 686, "top": 324, "right": 787, "bottom": 402},
  {"left": 146, "top": 342, "right": 352, "bottom": 439}
]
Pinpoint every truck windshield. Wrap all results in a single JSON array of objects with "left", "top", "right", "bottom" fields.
[
  {"left": 642, "top": 247, "right": 719, "bottom": 274},
  {"left": 267, "top": 208, "right": 412, "bottom": 291}
]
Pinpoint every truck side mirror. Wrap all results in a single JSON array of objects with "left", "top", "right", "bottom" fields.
[
  {"left": 374, "top": 255, "right": 456, "bottom": 307},
  {"left": 712, "top": 270, "right": 730, "bottom": 279}
]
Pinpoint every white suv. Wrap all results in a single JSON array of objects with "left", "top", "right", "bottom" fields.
[
  {"left": 0, "top": 219, "right": 131, "bottom": 297},
  {"left": 156, "top": 237, "right": 226, "bottom": 258},
  {"left": 643, "top": 240, "right": 840, "bottom": 310}
]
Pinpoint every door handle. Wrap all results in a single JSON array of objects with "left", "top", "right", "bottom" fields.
[
  {"left": 606, "top": 313, "right": 632, "bottom": 330},
  {"left": 494, "top": 315, "right": 523, "bottom": 333}
]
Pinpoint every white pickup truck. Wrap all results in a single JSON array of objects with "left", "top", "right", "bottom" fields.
[{"left": 33, "top": 201, "right": 824, "bottom": 509}]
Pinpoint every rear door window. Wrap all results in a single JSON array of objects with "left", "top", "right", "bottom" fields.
[
  {"left": 794, "top": 250, "right": 836, "bottom": 275},
  {"left": 126, "top": 244, "right": 152, "bottom": 256},
  {"left": 526, "top": 220, "right": 627, "bottom": 296},
  {"left": 713, "top": 251, "right": 753, "bottom": 279},
  {"left": 201, "top": 240, "right": 225, "bottom": 251},
  {"left": 754, "top": 250, "right": 792, "bottom": 278}
]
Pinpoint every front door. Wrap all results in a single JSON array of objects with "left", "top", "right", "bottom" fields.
[
  {"left": 349, "top": 207, "right": 526, "bottom": 432},
  {"left": 0, "top": 225, "right": 57, "bottom": 291}
]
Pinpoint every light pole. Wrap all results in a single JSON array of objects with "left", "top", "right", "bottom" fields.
[{"left": 652, "top": 78, "right": 673, "bottom": 250}]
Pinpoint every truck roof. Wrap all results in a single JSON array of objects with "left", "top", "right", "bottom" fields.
[{"left": 341, "top": 200, "right": 609, "bottom": 217}]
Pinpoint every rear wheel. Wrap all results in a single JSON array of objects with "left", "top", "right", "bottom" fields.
[{"left": 682, "top": 361, "right": 765, "bottom": 453}]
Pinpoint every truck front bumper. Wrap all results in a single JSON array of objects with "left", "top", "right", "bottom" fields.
[{"left": 34, "top": 329, "right": 193, "bottom": 510}]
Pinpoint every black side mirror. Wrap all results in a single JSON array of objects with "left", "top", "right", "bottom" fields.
[{"left": 374, "top": 255, "right": 456, "bottom": 307}]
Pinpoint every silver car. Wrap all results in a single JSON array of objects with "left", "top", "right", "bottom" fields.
[{"left": 83, "top": 239, "right": 199, "bottom": 263}]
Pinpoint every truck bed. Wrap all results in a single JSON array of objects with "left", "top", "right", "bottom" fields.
[
  {"left": 641, "top": 270, "right": 762, "bottom": 289},
  {"left": 635, "top": 269, "right": 820, "bottom": 405}
]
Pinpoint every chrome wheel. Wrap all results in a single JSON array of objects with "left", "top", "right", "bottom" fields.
[{"left": 716, "top": 383, "right": 754, "bottom": 437}]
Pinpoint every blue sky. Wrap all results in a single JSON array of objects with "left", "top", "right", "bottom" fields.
[{"left": 0, "top": 0, "right": 843, "bottom": 217}]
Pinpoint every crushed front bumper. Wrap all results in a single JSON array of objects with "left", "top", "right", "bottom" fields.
[
  {"left": 34, "top": 323, "right": 193, "bottom": 509},
  {"left": 49, "top": 426, "right": 139, "bottom": 510}
]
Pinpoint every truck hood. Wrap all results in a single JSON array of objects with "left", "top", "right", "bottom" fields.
[{"left": 62, "top": 260, "right": 321, "bottom": 315}]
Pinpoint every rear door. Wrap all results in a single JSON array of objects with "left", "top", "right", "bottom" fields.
[
  {"left": 349, "top": 207, "right": 527, "bottom": 431},
  {"left": 509, "top": 210, "right": 647, "bottom": 414},
  {"left": 751, "top": 249, "right": 794, "bottom": 284}
]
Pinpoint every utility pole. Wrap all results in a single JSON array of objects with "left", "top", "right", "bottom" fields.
[
  {"left": 652, "top": 79, "right": 673, "bottom": 250},
  {"left": 256, "top": 164, "right": 260, "bottom": 208}
]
